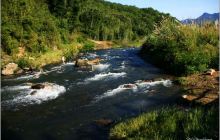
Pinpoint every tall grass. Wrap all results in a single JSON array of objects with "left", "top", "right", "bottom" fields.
[
  {"left": 110, "top": 106, "right": 218, "bottom": 140},
  {"left": 140, "top": 19, "right": 219, "bottom": 75}
]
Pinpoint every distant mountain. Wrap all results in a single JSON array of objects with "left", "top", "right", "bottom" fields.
[{"left": 181, "top": 12, "right": 219, "bottom": 24}]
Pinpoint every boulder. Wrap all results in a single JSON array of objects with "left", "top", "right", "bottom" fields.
[
  {"left": 87, "top": 58, "right": 101, "bottom": 65},
  {"left": 75, "top": 59, "right": 89, "bottom": 67},
  {"left": 94, "top": 119, "right": 113, "bottom": 126},
  {"left": 31, "top": 84, "right": 45, "bottom": 89},
  {"left": 123, "top": 84, "right": 136, "bottom": 89},
  {"left": 15, "top": 68, "right": 24, "bottom": 74},
  {"left": 61, "top": 56, "right": 66, "bottom": 64},
  {"left": 2, "top": 63, "right": 18, "bottom": 75},
  {"left": 30, "top": 90, "right": 37, "bottom": 95},
  {"left": 29, "top": 82, "right": 54, "bottom": 90},
  {"left": 206, "top": 69, "right": 215, "bottom": 76},
  {"left": 75, "top": 58, "right": 101, "bottom": 69}
]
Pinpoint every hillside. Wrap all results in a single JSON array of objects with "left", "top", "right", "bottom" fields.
[
  {"left": 1, "top": 0, "right": 174, "bottom": 69},
  {"left": 181, "top": 12, "right": 219, "bottom": 24}
]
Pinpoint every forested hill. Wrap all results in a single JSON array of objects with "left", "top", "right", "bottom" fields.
[{"left": 2, "top": 0, "right": 173, "bottom": 56}]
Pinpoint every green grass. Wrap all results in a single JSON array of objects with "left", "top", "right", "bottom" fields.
[
  {"left": 174, "top": 77, "right": 188, "bottom": 86},
  {"left": 110, "top": 106, "right": 218, "bottom": 140},
  {"left": 140, "top": 19, "right": 219, "bottom": 76}
]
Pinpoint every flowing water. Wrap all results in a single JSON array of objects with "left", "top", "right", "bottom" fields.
[{"left": 2, "top": 48, "right": 180, "bottom": 140}]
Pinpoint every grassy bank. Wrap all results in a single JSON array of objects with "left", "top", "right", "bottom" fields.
[
  {"left": 1, "top": 36, "right": 92, "bottom": 69},
  {"left": 1, "top": 37, "right": 143, "bottom": 70},
  {"left": 140, "top": 18, "right": 219, "bottom": 76},
  {"left": 110, "top": 105, "right": 218, "bottom": 140}
]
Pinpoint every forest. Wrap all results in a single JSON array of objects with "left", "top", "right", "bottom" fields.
[{"left": 1, "top": 0, "right": 171, "bottom": 68}]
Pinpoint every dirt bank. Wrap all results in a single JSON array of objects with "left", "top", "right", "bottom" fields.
[{"left": 178, "top": 71, "right": 219, "bottom": 105}]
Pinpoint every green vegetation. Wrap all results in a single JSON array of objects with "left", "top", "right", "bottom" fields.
[
  {"left": 110, "top": 105, "right": 218, "bottom": 140},
  {"left": 140, "top": 18, "right": 219, "bottom": 75},
  {"left": 1, "top": 0, "right": 171, "bottom": 69}
]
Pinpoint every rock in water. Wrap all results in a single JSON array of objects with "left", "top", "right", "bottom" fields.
[
  {"left": 75, "top": 58, "right": 101, "bottom": 70},
  {"left": 30, "top": 90, "right": 37, "bottom": 95},
  {"left": 31, "top": 84, "right": 45, "bottom": 89},
  {"left": 123, "top": 84, "right": 136, "bottom": 89},
  {"left": 61, "top": 56, "right": 66, "bottom": 64},
  {"left": 87, "top": 58, "right": 101, "bottom": 65},
  {"left": 206, "top": 69, "right": 215, "bottom": 76},
  {"left": 2, "top": 63, "right": 18, "bottom": 75},
  {"left": 75, "top": 59, "right": 89, "bottom": 67},
  {"left": 94, "top": 119, "right": 113, "bottom": 126}
]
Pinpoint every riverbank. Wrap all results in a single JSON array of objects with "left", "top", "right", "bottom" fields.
[
  {"left": 176, "top": 71, "right": 219, "bottom": 105},
  {"left": 110, "top": 71, "right": 219, "bottom": 139},
  {"left": 1, "top": 39, "right": 143, "bottom": 75}
]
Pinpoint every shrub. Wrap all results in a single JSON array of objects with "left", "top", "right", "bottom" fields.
[
  {"left": 76, "top": 36, "right": 87, "bottom": 43},
  {"left": 17, "top": 58, "right": 30, "bottom": 68},
  {"left": 140, "top": 18, "right": 219, "bottom": 75},
  {"left": 81, "top": 41, "right": 95, "bottom": 52},
  {"left": 62, "top": 43, "right": 79, "bottom": 60}
]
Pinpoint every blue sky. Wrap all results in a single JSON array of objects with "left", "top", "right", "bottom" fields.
[{"left": 105, "top": 0, "right": 219, "bottom": 20}]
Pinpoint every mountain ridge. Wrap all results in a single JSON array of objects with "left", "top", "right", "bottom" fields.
[{"left": 181, "top": 12, "right": 219, "bottom": 24}]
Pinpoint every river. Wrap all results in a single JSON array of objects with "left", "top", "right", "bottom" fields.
[{"left": 2, "top": 48, "right": 180, "bottom": 140}]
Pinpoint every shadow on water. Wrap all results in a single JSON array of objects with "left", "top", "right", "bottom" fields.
[{"left": 2, "top": 121, "right": 23, "bottom": 140}]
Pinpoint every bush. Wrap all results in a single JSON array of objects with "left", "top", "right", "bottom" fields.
[
  {"left": 140, "top": 19, "right": 219, "bottom": 75},
  {"left": 76, "top": 36, "right": 87, "bottom": 43},
  {"left": 62, "top": 43, "right": 79, "bottom": 60},
  {"left": 17, "top": 58, "right": 30, "bottom": 68},
  {"left": 81, "top": 41, "right": 95, "bottom": 52}
]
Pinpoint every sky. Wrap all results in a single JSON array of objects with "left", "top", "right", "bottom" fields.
[{"left": 105, "top": 0, "right": 219, "bottom": 20}]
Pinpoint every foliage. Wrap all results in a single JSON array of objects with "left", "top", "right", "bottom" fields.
[
  {"left": 62, "top": 43, "right": 79, "bottom": 61},
  {"left": 1, "top": 0, "right": 172, "bottom": 68},
  {"left": 16, "top": 58, "right": 30, "bottom": 69},
  {"left": 81, "top": 42, "right": 95, "bottom": 52},
  {"left": 28, "top": 50, "right": 63, "bottom": 69},
  {"left": 140, "top": 19, "right": 219, "bottom": 75},
  {"left": 1, "top": 0, "right": 62, "bottom": 55},
  {"left": 110, "top": 106, "right": 218, "bottom": 140}
]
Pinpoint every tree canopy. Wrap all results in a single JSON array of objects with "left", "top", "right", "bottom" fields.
[{"left": 1, "top": 0, "right": 171, "bottom": 55}]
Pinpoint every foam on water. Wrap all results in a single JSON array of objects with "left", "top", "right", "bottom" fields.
[
  {"left": 94, "top": 79, "right": 172, "bottom": 101},
  {"left": 135, "top": 79, "right": 172, "bottom": 88},
  {"left": 92, "top": 63, "right": 110, "bottom": 71},
  {"left": 95, "top": 84, "right": 137, "bottom": 101},
  {"left": 2, "top": 85, "right": 31, "bottom": 92},
  {"left": 87, "top": 53, "right": 98, "bottom": 59},
  {"left": 120, "top": 61, "right": 126, "bottom": 69},
  {"left": 64, "top": 62, "right": 75, "bottom": 66},
  {"left": 85, "top": 72, "right": 126, "bottom": 82},
  {"left": 3, "top": 73, "right": 41, "bottom": 81},
  {"left": 2, "top": 83, "right": 66, "bottom": 106},
  {"left": 3, "top": 68, "right": 55, "bottom": 81}
]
